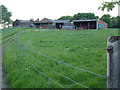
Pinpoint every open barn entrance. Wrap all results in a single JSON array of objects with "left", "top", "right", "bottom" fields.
[
  {"left": 73, "top": 20, "right": 97, "bottom": 30},
  {"left": 34, "top": 23, "right": 40, "bottom": 28},
  {"left": 56, "top": 23, "right": 64, "bottom": 29}
]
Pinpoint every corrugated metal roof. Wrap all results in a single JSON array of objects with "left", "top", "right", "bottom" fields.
[
  {"left": 73, "top": 19, "right": 98, "bottom": 22},
  {"left": 16, "top": 20, "right": 31, "bottom": 23},
  {"left": 55, "top": 20, "right": 70, "bottom": 23}
]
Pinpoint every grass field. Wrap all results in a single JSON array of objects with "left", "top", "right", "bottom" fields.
[
  {"left": 4, "top": 28, "right": 118, "bottom": 88},
  {"left": 0, "top": 28, "right": 28, "bottom": 46}
]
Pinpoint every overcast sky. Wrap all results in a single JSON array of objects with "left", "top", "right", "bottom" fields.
[{"left": 0, "top": 0, "right": 118, "bottom": 21}]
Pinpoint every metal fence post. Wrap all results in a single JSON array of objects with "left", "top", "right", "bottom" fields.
[
  {"left": 22, "top": 43, "right": 24, "bottom": 57},
  {"left": 105, "top": 36, "right": 120, "bottom": 88}
]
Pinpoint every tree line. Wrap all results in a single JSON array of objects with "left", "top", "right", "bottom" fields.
[
  {"left": 58, "top": 13, "right": 120, "bottom": 28},
  {"left": 0, "top": 5, "right": 12, "bottom": 28}
]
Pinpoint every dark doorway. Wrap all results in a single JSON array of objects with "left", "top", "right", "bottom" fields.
[{"left": 56, "top": 23, "right": 63, "bottom": 29}]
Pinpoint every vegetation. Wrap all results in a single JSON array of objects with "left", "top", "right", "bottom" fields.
[
  {"left": 2, "top": 28, "right": 27, "bottom": 40},
  {"left": 111, "top": 16, "right": 120, "bottom": 28},
  {"left": 0, "top": 28, "right": 27, "bottom": 46},
  {"left": 58, "top": 13, "right": 99, "bottom": 21},
  {"left": 100, "top": 14, "right": 112, "bottom": 28},
  {"left": 4, "top": 28, "right": 118, "bottom": 88},
  {"left": 0, "top": 5, "right": 12, "bottom": 28},
  {"left": 58, "top": 16, "right": 73, "bottom": 22},
  {"left": 73, "top": 13, "right": 99, "bottom": 20},
  {"left": 98, "top": 0, "right": 119, "bottom": 12}
]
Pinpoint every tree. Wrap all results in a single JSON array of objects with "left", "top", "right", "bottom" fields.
[
  {"left": 58, "top": 16, "right": 73, "bottom": 22},
  {"left": 0, "top": 5, "right": 12, "bottom": 28},
  {"left": 73, "top": 13, "right": 98, "bottom": 20},
  {"left": 98, "top": 0, "right": 119, "bottom": 12},
  {"left": 100, "top": 14, "right": 112, "bottom": 28},
  {"left": 116, "top": 16, "right": 120, "bottom": 28}
]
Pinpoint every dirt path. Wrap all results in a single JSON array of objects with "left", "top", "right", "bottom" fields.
[
  {"left": 0, "top": 30, "right": 26, "bottom": 89},
  {"left": 0, "top": 41, "right": 10, "bottom": 89}
]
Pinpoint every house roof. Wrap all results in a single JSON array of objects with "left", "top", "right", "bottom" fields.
[{"left": 73, "top": 19, "right": 98, "bottom": 22}]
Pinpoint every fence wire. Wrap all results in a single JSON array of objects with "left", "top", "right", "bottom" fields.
[
  {"left": 16, "top": 30, "right": 26, "bottom": 37},
  {"left": 25, "top": 46, "right": 106, "bottom": 79},
  {"left": 26, "top": 53, "right": 90, "bottom": 89},
  {"left": 32, "top": 65, "right": 65, "bottom": 88}
]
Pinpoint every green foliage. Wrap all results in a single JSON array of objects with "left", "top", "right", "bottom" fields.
[
  {"left": 100, "top": 14, "right": 112, "bottom": 28},
  {"left": 116, "top": 16, "right": 120, "bottom": 28},
  {"left": 58, "top": 16, "right": 73, "bottom": 22},
  {"left": 98, "top": 0, "right": 119, "bottom": 12},
  {"left": 111, "top": 16, "right": 120, "bottom": 28},
  {"left": 73, "top": 13, "right": 98, "bottom": 20},
  {"left": 0, "top": 5, "right": 12, "bottom": 28},
  {"left": 4, "top": 28, "right": 118, "bottom": 88},
  {"left": 57, "top": 13, "right": 99, "bottom": 21}
]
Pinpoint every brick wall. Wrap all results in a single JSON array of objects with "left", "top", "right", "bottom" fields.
[
  {"left": 40, "top": 18, "right": 51, "bottom": 23},
  {"left": 98, "top": 20, "right": 107, "bottom": 29}
]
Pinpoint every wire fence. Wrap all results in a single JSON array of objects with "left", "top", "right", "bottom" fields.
[
  {"left": 25, "top": 46, "right": 106, "bottom": 79},
  {"left": 11, "top": 30, "right": 107, "bottom": 88},
  {"left": 26, "top": 53, "right": 90, "bottom": 89},
  {"left": 32, "top": 65, "right": 65, "bottom": 88}
]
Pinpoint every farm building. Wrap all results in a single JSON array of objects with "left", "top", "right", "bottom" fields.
[
  {"left": 55, "top": 20, "right": 73, "bottom": 29},
  {"left": 13, "top": 19, "right": 34, "bottom": 27},
  {"left": 33, "top": 18, "right": 73, "bottom": 29},
  {"left": 33, "top": 18, "right": 54, "bottom": 29},
  {"left": 73, "top": 19, "right": 107, "bottom": 30}
]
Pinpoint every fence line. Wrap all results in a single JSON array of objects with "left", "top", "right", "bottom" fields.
[
  {"left": 32, "top": 65, "right": 65, "bottom": 88},
  {"left": 25, "top": 46, "right": 106, "bottom": 79},
  {"left": 26, "top": 53, "right": 90, "bottom": 89},
  {"left": 16, "top": 30, "right": 26, "bottom": 37}
]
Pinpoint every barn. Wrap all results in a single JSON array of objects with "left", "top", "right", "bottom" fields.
[
  {"left": 13, "top": 19, "right": 34, "bottom": 27},
  {"left": 33, "top": 18, "right": 72, "bottom": 29},
  {"left": 55, "top": 20, "right": 73, "bottom": 29},
  {"left": 73, "top": 19, "right": 107, "bottom": 30},
  {"left": 33, "top": 18, "right": 55, "bottom": 29}
]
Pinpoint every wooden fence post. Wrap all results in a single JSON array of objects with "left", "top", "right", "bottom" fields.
[
  {"left": 14, "top": 34, "right": 17, "bottom": 47},
  {"left": 105, "top": 36, "right": 120, "bottom": 88},
  {"left": 22, "top": 43, "right": 24, "bottom": 57}
]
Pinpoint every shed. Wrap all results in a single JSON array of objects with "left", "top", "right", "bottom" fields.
[
  {"left": 13, "top": 19, "right": 34, "bottom": 27},
  {"left": 54, "top": 20, "right": 71, "bottom": 29},
  {"left": 73, "top": 19, "right": 107, "bottom": 30}
]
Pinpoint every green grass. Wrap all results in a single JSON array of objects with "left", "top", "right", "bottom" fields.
[
  {"left": 4, "top": 28, "right": 119, "bottom": 88},
  {"left": 1, "top": 27, "right": 28, "bottom": 40},
  {"left": 0, "top": 27, "right": 29, "bottom": 46}
]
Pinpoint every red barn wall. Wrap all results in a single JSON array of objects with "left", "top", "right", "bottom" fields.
[
  {"left": 40, "top": 18, "right": 51, "bottom": 23},
  {"left": 98, "top": 20, "right": 107, "bottom": 29}
]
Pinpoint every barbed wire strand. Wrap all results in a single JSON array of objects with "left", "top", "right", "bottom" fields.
[
  {"left": 26, "top": 53, "right": 90, "bottom": 89},
  {"left": 31, "top": 64, "right": 65, "bottom": 88},
  {"left": 25, "top": 46, "right": 106, "bottom": 79}
]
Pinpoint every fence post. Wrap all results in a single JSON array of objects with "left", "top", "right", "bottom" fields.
[
  {"left": 105, "top": 36, "right": 120, "bottom": 88},
  {"left": 22, "top": 43, "right": 24, "bottom": 57},
  {"left": 14, "top": 34, "right": 17, "bottom": 47}
]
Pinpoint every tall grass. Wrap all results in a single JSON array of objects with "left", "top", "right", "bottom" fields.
[
  {"left": 0, "top": 27, "right": 29, "bottom": 46},
  {"left": 2, "top": 27, "right": 28, "bottom": 40},
  {"left": 4, "top": 28, "right": 118, "bottom": 88}
]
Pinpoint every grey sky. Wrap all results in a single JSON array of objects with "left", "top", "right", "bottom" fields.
[{"left": 0, "top": 0, "right": 118, "bottom": 21}]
